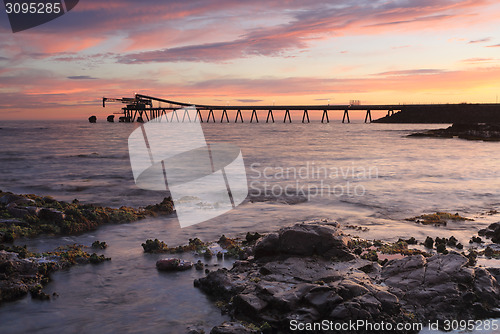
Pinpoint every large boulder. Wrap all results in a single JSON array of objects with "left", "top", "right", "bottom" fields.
[
  {"left": 0, "top": 194, "right": 32, "bottom": 205},
  {"left": 254, "top": 221, "right": 354, "bottom": 260}
]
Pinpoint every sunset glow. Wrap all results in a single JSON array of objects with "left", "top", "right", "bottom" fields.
[{"left": 1, "top": 0, "right": 500, "bottom": 119}]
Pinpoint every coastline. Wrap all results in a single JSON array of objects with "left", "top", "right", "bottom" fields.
[{"left": 2, "top": 190, "right": 500, "bottom": 333}]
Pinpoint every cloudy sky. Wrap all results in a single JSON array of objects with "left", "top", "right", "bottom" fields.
[{"left": 1, "top": 0, "right": 500, "bottom": 119}]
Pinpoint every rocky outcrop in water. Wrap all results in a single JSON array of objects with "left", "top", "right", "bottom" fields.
[
  {"left": 88, "top": 115, "right": 97, "bottom": 123},
  {"left": 0, "top": 244, "right": 110, "bottom": 304},
  {"left": 479, "top": 222, "right": 500, "bottom": 243},
  {"left": 156, "top": 258, "right": 193, "bottom": 271},
  {"left": 409, "top": 123, "right": 500, "bottom": 141},
  {"left": 0, "top": 191, "right": 175, "bottom": 242},
  {"left": 195, "top": 221, "right": 500, "bottom": 333}
]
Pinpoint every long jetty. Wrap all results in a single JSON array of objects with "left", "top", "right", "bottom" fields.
[{"left": 101, "top": 94, "right": 499, "bottom": 124}]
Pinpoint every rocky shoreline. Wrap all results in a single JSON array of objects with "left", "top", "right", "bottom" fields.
[
  {"left": 0, "top": 190, "right": 174, "bottom": 305},
  {"left": 0, "top": 243, "right": 110, "bottom": 304},
  {"left": 0, "top": 190, "right": 174, "bottom": 242},
  {"left": 3, "top": 190, "right": 500, "bottom": 333},
  {"left": 408, "top": 123, "right": 500, "bottom": 141},
  {"left": 187, "top": 221, "right": 500, "bottom": 334}
]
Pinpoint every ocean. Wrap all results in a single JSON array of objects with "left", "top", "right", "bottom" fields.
[{"left": 0, "top": 120, "right": 499, "bottom": 333}]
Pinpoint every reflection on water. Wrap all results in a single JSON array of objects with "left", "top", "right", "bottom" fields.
[
  {"left": 1, "top": 120, "right": 500, "bottom": 333},
  {"left": 1, "top": 218, "right": 231, "bottom": 334}
]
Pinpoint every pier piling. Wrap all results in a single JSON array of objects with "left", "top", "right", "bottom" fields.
[
  {"left": 284, "top": 109, "right": 292, "bottom": 123},
  {"left": 302, "top": 110, "right": 310, "bottom": 123},
  {"left": 266, "top": 110, "right": 274, "bottom": 123},
  {"left": 250, "top": 109, "right": 259, "bottom": 123},
  {"left": 235, "top": 109, "right": 244, "bottom": 123},
  {"left": 342, "top": 110, "right": 350, "bottom": 123},
  {"left": 321, "top": 110, "right": 329, "bottom": 123}
]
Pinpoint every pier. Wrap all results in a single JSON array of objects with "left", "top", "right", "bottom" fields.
[{"left": 101, "top": 94, "right": 500, "bottom": 124}]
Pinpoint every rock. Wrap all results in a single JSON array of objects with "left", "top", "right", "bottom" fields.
[
  {"left": 195, "top": 260, "right": 204, "bottom": 270},
  {"left": 0, "top": 194, "right": 32, "bottom": 205},
  {"left": 107, "top": 115, "right": 115, "bottom": 122},
  {"left": 255, "top": 222, "right": 354, "bottom": 261},
  {"left": 6, "top": 206, "right": 30, "bottom": 219},
  {"left": 254, "top": 233, "right": 279, "bottom": 258},
  {"left": 477, "top": 222, "right": 500, "bottom": 243},
  {"left": 380, "top": 252, "right": 499, "bottom": 321},
  {"left": 210, "top": 322, "right": 258, "bottom": 334},
  {"left": 424, "top": 236, "right": 434, "bottom": 249},
  {"left": 156, "top": 258, "right": 193, "bottom": 271},
  {"left": 408, "top": 123, "right": 500, "bottom": 140},
  {"left": 233, "top": 293, "right": 268, "bottom": 314},
  {"left": 88, "top": 115, "right": 97, "bottom": 123},
  {"left": 91, "top": 241, "right": 108, "bottom": 249},
  {"left": 198, "top": 222, "right": 500, "bottom": 333},
  {"left": 38, "top": 208, "right": 65, "bottom": 223},
  {"left": 0, "top": 251, "right": 41, "bottom": 303}
]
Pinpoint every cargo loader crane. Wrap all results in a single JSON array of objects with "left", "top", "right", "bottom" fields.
[{"left": 102, "top": 96, "right": 153, "bottom": 122}]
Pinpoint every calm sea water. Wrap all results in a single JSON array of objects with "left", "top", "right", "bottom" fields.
[{"left": 1, "top": 120, "right": 499, "bottom": 333}]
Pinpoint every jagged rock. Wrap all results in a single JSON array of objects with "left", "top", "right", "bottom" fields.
[
  {"left": 210, "top": 322, "right": 258, "bottom": 334},
  {"left": 38, "top": 208, "right": 65, "bottom": 223},
  {"left": 254, "top": 233, "right": 279, "bottom": 258},
  {"left": 478, "top": 222, "right": 500, "bottom": 243},
  {"left": 254, "top": 222, "right": 354, "bottom": 260},
  {"left": 381, "top": 252, "right": 500, "bottom": 321},
  {"left": 0, "top": 251, "right": 40, "bottom": 303},
  {"left": 409, "top": 123, "right": 500, "bottom": 141},
  {"left": 0, "top": 194, "right": 31, "bottom": 205},
  {"left": 6, "top": 205, "right": 30, "bottom": 219},
  {"left": 197, "top": 222, "right": 500, "bottom": 333},
  {"left": 156, "top": 258, "right": 193, "bottom": 271}
]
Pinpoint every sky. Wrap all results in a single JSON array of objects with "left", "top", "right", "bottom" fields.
[{"left": 1, "top": 0, "right": 500, "bottom": 120}]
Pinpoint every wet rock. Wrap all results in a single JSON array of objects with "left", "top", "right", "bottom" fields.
[
  {"left": 424, "top": 236, "right": 434, "bottom": 249},
  {"left": 30, "top": 285, "right": 51, "bottom": 300},
  {"left": 199, "top": 221, "right": 500, "bottom": 333},
  {"left": 409, "top": 123, "right": 500, "bottom": 141},
  {"left": 470, "top": 236, "right": 483, "bottom": 244},
  {"left": 38, "top": 208, "right": 65, "bottom": 223},
  {"left": 253, "top": 233, "right": 279, "bottom": 258},
  {"left": 255, "top": 222, "right": 354, "bottom": 261},
  {"left": 91, "top": 240, "right": 108, "bottom": 249},
  {"left": 0, "top": 251, "right": 43, "bottom": 303},
  {"left": 210, "top": 322, "right": 258, "bottom": 334},
  {"left": 107, "top": 115, "right": 115, "bottom": 122},
  {"left": 6, "top": 205, "right": 30, "bottom": 219},
  {"left": 478, "top": 222, "right": 500, "bottom": 243},
  {"left": 245, "top": 232, "right": 261, "bottom": 243},
  {"left": 88, "top": 115, "right": 97, "bottom": 123},
  {"left": 195, "top": 260, "right": 204, "bottom": 270},
  {"left": 380, "top": 252, "right": 499, "bottom": 321},
  {"left": 141, "top": 239, "right": 169, "bottom": 253},
  {"left": 233, "top": 293, "right": 268, "bottom": 314},
  {"left": 156, "top": 258, "right": 193, "bottom": 271},
  {"left": 0, "top": 194, "right": 31, "bottom": 205}
]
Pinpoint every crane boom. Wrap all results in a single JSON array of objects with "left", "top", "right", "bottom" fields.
[{"left": 102, "top": 97, "right": 152, "bottom": 108}]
